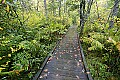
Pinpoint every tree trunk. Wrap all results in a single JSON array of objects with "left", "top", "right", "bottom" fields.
[
  {"left": 52, "top": 0, "right": 56, "bottom": 16},
  {"left": 58, "top": 0, "right": 61, "bottom": 17},
  {"left": 80, "top": 0, "right": 85, "bottom": 34},
  {"left": 80, "top": 0, "right": 93, "bottom": 35},
  {"left": 87, "top": 0, "right": 93, "bottom": 14},
  {"left": 109, "top": 0, "right": 119, "bottom": 29},
  {"left": 44, "top": 0, "right": 47, "bottom": 18},
  {"left": 64, "top": 0, "right": 66, "bottom": 13},
  {"left": 95, "top": 1, "right": 100, "bottom": 19},
  {"left": 37, "top": 0, "right": 39, "bottom": 11}
]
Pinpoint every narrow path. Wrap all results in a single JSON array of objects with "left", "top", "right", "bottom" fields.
[{"left": 38, "top": 25, "right": 88, "bottom": 80}]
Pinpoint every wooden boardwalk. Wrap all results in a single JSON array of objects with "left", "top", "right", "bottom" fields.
[{"left": 33, "top": 25, "right": 92, "bottom": 80}]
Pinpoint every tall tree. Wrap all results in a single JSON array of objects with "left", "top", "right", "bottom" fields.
[
  {"left": 63, "top": 0, "right": 66, "bottom": 13},
  {"left": 95, "top": 1, "right": 100, "bottom": 19},
  {"left": 44, "top": 0, "right": 47, "bottom": 18},
  {"left": 87, "top": 0, "right": 93, "bottom": 15},
  {"left": 109, "top": 0, "right": 120, "bottom": 29},
  {"left": 80, "top": 0, "right": 93, "bottom": 34},
  {"left": 37, "top": 0, "right": 40, "bottom": 11},
  {"left": 58, "top": 0, "right": 62, "bottom": 17},
  {"left": 80, "top": 0, "right": 86, "bottom": 34},
  {"left": 52, "top": 0, "right": 56, "bottom": 16}
]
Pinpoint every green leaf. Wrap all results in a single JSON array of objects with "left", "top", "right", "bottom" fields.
[{"left": 0, "top": 67, "right": 5, "bottom": 72}]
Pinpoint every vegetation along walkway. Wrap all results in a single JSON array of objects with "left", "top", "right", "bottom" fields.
[{"left": 33, "top": 25, "right": 91, "bottom": 80}]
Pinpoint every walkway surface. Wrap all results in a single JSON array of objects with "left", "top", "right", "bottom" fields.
[{"left": 38, "top": 25, "right": 88, "bottom": 80}]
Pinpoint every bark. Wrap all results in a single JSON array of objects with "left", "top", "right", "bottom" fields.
[
  {"left": 44, "top": 0, "right": 47, "bottom": 18},
  {"left": 64, "top": 0, "right": 66, "bottom": 13},
  {"left": 87, "top": 0, "right": 93, "bottom": 15},
  {"left": 37, "top": 0, "right": 39, "bottom": 11},
  {"left": 58, "top": 0, "right": 61, "bottom": 17},
  {"left": 109, "top": 0, "right": 119, "bottom": 29},
  {"left": 95, "top": 1, "right": 100, "bottom": 19},
  {"left": 80, "top": 0, "right": 85, "bottom": 34},
  {"left": 80, "top": 0, "right": 93, "bottom": 35},
  {"left": 52, "top": 0, "right": 56, "bottom": 16}
]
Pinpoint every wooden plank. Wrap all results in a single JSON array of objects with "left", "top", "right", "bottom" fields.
[{"left": 33, "top": 25, "right": 91, "bottom": 80}]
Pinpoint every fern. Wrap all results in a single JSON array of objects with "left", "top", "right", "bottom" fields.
[{"left": 88, "top": 39, "right": 104, "bottom": 51}]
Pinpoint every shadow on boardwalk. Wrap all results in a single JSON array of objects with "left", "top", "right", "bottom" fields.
[{"left": 34, "top": 25, "right": 89, "bottom": 80}]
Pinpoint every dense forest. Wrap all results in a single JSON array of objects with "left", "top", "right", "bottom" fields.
[{"left": 0, "top": 0, "right": 120, "bottom": 80}]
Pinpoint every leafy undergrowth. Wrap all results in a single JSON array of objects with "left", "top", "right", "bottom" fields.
[
  {"left": 0, "top": 7, "right": 72, "bottom": 79},
  {"left": 81, "top": 18, "right": 120, "bottom": 80},
  {"left": 79, "top": 1, "right": 120, "bottom": 79}
]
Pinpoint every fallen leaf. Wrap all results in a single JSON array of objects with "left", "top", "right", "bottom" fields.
[
  {"left": 48, "top": 72, "right": 50, "bottom": 75},
  {"left": 44, "top": 74, "right": 47, "bottom": 77},
  {"left": 77, "top": 62, "right": 80, "bottom": 66},
  {"left": 48, "top": 57, "right": 52, "bottom": 61},
  {"left": 48, "top": 72, "right": 50, "bottom": 74},
  {"left": 79, "top": 60, "right": 82, "bottom": 62},
  {"left": 40, "top": 76, "right": 43, "bottom": 78},
  {"left": 56, "top": 74, "right": 59, "bottom": 76},
  {"left": 86, "top": 72, "right": 90, "bottom": 74},
  {"left": 56, "top": 57, "right": 59, "bottom": 60},
  {"left": 47, "top": 61, "right": 49, "bottom": 64},
  {"left": 44, "top": 69, "right": 48, "bottom": 72},
  {"left": 74, "top": 54, "right": 77, "bottom": 57},
  {"left": 76, "top": 75, "right": 80, "bottom": 79},
  {"left": 70, "top": 50, "right": 72, "bottom": 52},
  {"left": 77, "top": 48, "right": 80, "bottom": 51},
  {"left": 67, "top": 61, "right": 70, "bottom": 63}
]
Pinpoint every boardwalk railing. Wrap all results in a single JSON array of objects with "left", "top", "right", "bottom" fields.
[{"left": 78, "top": 34, "right": 93, "bottom": 80}]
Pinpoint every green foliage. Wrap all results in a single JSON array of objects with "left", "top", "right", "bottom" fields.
[
  {"left": 82, "top": 30, "right": 120, "bottom": 80},
  {"left": 81, "top": 0, "right": 120, "bottom": 79},
  {"left": 87, "top": 58, "right": 112, "bottom": 80},
  {"left": 0, "top": 0, "right": 71, "bottom": 79},
  {"left": 82, "top": 21, "right": 120, "bottom": 79}
]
